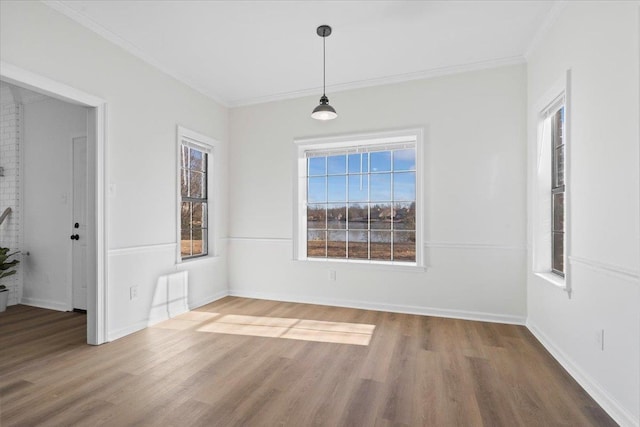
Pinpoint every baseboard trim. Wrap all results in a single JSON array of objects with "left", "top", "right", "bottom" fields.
[
  {"left": 527, "top": 321, "right": 638, "bottom": 427},
  {"left": 20, "top": 297, "right": 68, "bottom": 312},
  {"left": 188, "top": 290, "right": 229, "bottom": 310},
  {"left": 228, "top": 289, "right": 525, "bottom": 325}
]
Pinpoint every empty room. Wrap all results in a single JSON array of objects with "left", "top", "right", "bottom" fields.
[{"left": 0, "top": 1, "right": 638, "bottom": 426}]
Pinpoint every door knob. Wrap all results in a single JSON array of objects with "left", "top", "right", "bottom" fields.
[{"left": 70, "top": 234, "right": 79, "bottom": 240}]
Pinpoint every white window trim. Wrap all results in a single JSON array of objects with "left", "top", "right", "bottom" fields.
[
  {"left": 176, "top": 126, "right": 217, "bottom": 264},
  {"left": 293, "top": 128, "right": 424, "bottom": 268},
  {"left": 531, "top": 70, "right": 572, "bottom": 295}
]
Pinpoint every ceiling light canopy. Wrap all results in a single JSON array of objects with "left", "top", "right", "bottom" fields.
[{"left": 311, "top": 25, "right": 337, "bottom": 121}]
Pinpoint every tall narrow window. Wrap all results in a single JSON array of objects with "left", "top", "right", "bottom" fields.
[
  {"left": 551, "top": 107, "right": 565, "bottom": 275},
  {"left": 180, "top": 144, "right": 208, "bottom": 259},
  {"left": 296, "top": 130, "right": 422, "bottom": 266}
]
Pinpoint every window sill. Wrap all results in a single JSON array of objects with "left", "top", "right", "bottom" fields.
[
  {"left": 296, "top": 257, "right": 426, "bottom": 273},
  {"left": 176, "top": 254, "right": 221, "bottom": 267},
  {"left": 534, "top": 272, "right": 567, "bottom": 290}
]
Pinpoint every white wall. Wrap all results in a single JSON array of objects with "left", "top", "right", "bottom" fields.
[
  {"left": 21, "top": 97, "right": 86, "bottom": 310},
  {"left": 0, "top": 86, "right": 21, "bottom": 305},
  {"left": 526, "top": 3, "right": 640, "bottom": 426},
  {"left": 0, "top": 1, "right": 229, "bottom": 339},
  {"left": 229, "top": 64, "right": 528, "bottom": 322}
]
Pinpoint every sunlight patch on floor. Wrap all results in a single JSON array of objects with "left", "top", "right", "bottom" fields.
[
  {"left": 154, "top": 311, "right": 376, "bottom": 346},
  {"left": 152, "top": 311, "right": 220, "bottom": 330}
]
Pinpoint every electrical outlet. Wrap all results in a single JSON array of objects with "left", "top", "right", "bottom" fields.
[
  {"left": 328, "top": 270, "right": 336, "bottom": 281},
  {"left": 130, "top": 286, "right": 138, "bottom": 300}
]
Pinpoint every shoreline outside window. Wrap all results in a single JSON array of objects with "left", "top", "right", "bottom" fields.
[{"left": 294, "top": 129, "right": 423, "bottom": 267}]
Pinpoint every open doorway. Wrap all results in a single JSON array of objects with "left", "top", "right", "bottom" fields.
[{"left": 0, "top": 62, "right": 107, "bottom": 345}]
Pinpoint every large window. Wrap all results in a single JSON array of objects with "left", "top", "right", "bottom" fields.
[
  {"left": 296, "top": 130, "right": 422, "bottom": 266},
  {"left": 551, "top": 106, "right": 565, "bottom": 276},
  {"left": 177, "top": 127, "right": 214, "bottom": 261}
]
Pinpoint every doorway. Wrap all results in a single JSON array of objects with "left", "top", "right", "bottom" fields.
[{"left": 1, "top": 61, "right": 107, "bottom": 345}]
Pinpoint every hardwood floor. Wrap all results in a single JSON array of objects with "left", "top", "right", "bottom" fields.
[{"left": 0, "top": 298, "right": 616, "bottom": 426}]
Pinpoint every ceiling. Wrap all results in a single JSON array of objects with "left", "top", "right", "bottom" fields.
[{"left": 44, "top": 1, "right": 557, "bottom": 107}]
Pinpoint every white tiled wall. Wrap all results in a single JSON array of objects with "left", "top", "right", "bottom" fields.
[{"left": 1, "top": 94, "right": 22, "bottom": 306}]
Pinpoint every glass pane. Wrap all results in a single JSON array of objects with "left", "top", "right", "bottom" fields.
[
  {"left": 308, "top": 157, "right": 326, "bottom": 176},
  {"left": 307, "top": 231, "right": 326, "bottom": 257},
  {"left": 553, "top": 108, "right": 564, "bottom": 148},
  {"left": 181, "top": 145, "right": 189, "bottom": 169},
  {"left": 181, "top": 202, "right": 192, "bottom": 231},
  {"left": 348, "top": 204, "right": 368, "bottom": 229},
  {"left": 348, "top": 230, "right": 368, "bottom": 259},
  {"left": 191, "top": 228, "right": 205, "bottom": 256},
  {"left": 181, "top": 229, "right": 192, "bottom": 257},
  {"left": 552, "top": 193, "right": 564, "bottom": 232},
  {"left": 180, "top": 168, "right": 188, "bottom": 197},
  {"left": 327, "top": 204, "right": 346, "bottom": 229},
  {"left": 552, "top": 232, "right": 564, "bottom": 273},
  {"left": 307, "top": 204, "right": 326, "bottom": 229},
  {"left": 370, "top": 231, "right": 391, "bottom": 261},
  {"left": 327, "top": 154, "right": 347, "bottom": 175},
  {"left": 308, "top": 177, "right": 326, "bottom": 203},
  {"left": 348, "top": 175, "right": 368, "bottom": 202},
  {"left": 553, "top": 146, "right": 565, "bottom": 187},
  {"left": 370, "top": 151, "right": 391, "bottom": 172},
  {"left": 393, "top": 149, "right": 415, "bottom": 171},
  {"left": 394, "top": 202, "right": 416, "bottom": 230},
  {"left": 327, "top": 175, "right": 347, "bottom": 202},
  {"left": 192, "top": 202, "right": 207, "bottom": 228},
  {"left": 348, "top": 153, "right": 368, "bottom": 173},
  {"left": 189, "top": 171, "right": 206, "bottom": 198},
  {"left": 327, "top": 231, "right": 347, "bottom": 258},
  {"left": 190, "top": 149, "right": 205, "bottom": 171},
  {"left": 393, "top": 231, "right": 416, "bottom": 262},
  {"left": 393, "top": 172, "right": 415, "bottom": 201},
  {"left": 370, "top": 203, "right": 392, "bottom": 230},
  {"left": 327, "top": 155, "right": 347, "bottom": 175},
  {"left": 370, "top": 173, "right": 392, "bottom": 201}
]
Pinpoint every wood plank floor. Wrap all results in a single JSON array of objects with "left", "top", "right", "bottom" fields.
[{"left": 0, "top": 297, "right": 616, "bottom": 426}]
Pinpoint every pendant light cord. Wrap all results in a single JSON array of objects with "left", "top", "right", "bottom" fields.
[{"left": 323, "top": 32, "right": 326, "bottom": 96}]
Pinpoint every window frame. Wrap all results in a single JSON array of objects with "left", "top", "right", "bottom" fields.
[
  {"left": 293, "top": 129, "right": 424, "bottom": 268},
  {"left": 176, "top": 126, "right": 216, "bottom": 263},
  {"left": 532, "top": 70, "right": 571, "bottom": 293}
]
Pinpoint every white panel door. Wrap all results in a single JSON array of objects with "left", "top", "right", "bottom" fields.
[{"left": 72, "top": 136, "right": 88, "bottom": 310}]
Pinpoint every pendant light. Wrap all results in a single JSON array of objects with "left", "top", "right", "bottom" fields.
[{"left": 311, "top": 25, "right": 337, "bottom": 121}]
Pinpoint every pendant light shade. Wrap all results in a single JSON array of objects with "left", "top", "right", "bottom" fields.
[
  {"left": 311, "top": 95, "right": 337, "bottom": 120},
  {"left": 312, "top": 25, "right": 337, "bottom": 121}
]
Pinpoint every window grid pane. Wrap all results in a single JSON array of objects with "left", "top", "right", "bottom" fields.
[{"left": 305, "top": 146, "right": 416, "bottom": 262}]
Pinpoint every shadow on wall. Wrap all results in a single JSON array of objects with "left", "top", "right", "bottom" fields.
[{"left": 150, "top": 270, "right": 189, "bottom": 323}]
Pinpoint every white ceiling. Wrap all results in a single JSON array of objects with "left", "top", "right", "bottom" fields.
[{"left": 45, "top": 1, "right": 557, "bottom": 107}]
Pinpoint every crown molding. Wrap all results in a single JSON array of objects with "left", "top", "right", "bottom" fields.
[
  {"left": 524, "top": 1, "right": 568, "bottom": 60},
  {"left": 41, "top": 0, "right": 231, "bottom": 108},
  {"left": 229, "top": 55, "right": 526, "bottom": 108}
]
